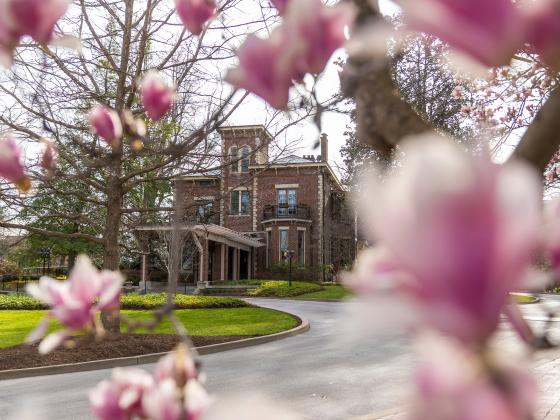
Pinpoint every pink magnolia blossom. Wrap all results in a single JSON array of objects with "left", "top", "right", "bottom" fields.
[
  {"left": 269, "top": 0, "right": 289, "bottom": 14},
  {"left": 40, "top": 140, "right": 56, "bottom": 171},
  {"left": 283, "top": 0, "right": 355, "bottom": 75},
  {"left": 88, "top": 105, "right": 123, "bottom": 146},
  {"left": 225, "top": 30, "right": 297, "bottom": 109},
  {"left": 140, "top": 70, "right": 176, "bottom": 121},
  {"left": 26, "top": 255, "right": 123, "bottom": 353},
  {"left": 0, "top": 0, "right": 70, "bottom": 66},
  {"left": 544, "top": 198, "right": 560, "bottom": 276},
  {"left": 348, "top": 136, "right": 542, "bottom": 344},
  {"left": 174, "top": 0, "right": 216, "bottom": 35},
  {"left": 226, "top": 0, "right": 353, "bottom": 109},
  {"left": 523, "top": 0, "right": 560, "bottom": 68},
  {"left": 0, "top": 134, "right": 30, "bottom": 191},
  {"left": 412, "top": 335, "right": 537, "bottom": 420},
  {"left": 396, "top": 0, "right": 525, "bottom": 67},
  {"left": 89, "top": 368, "right": 155, "bottom": 420},
  {"left": 5, "top": 0, "right": 71, "bottom": 44}
]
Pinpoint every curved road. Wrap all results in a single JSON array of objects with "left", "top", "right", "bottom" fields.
[{"left": 0, "top": 299, "right": 413, "bottom": 420}]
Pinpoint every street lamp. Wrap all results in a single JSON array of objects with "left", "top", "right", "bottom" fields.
[
  {"left": 283, "top": 250, "right": 295, "bottom": 287},
  {"left": 39, "top": 247, "right": 51, "bottom": 276}
]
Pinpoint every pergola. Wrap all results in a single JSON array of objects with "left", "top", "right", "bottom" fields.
[{"left": 135, "top": 224, "right": 263, "bottom": 287}]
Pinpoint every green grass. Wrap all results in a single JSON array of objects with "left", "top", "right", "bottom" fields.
[
  {"left": 0, "top": 293, "right": 249, "bottom": 310},
  {"left": 510, "top": 293, "right": 538, "bottom": 304},
  {"left": 248, "top": 280, "right": 323, "bottom": 297},
  {"left": 297, "top": 285, "right": 352, "bottom": 300},
  {"left": 0, "top": 307, "right": 298, "bottom": 348}
]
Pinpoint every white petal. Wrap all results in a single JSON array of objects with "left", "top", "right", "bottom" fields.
[
  {"left": 25, "top": 316, "right": 50, "bottom": 344},
  {"left": 38, "top": 331, "right": 68, "bottom": 354}
]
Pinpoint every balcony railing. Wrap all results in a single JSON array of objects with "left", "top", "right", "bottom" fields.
[{"left": 262, "top": 205, "right": 311, "bottom": 221}]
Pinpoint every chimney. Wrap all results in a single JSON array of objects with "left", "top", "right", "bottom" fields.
[{"left": 320, "top": 133, "right": 328, "bottom": 163}]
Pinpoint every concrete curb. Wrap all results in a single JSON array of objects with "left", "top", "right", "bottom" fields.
[{"left": 0, "top": 316, "right": 310, "bottom": 381}]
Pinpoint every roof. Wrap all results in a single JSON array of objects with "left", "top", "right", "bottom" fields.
[
  {"left": 217, "top": 125, "right": 274, "bottom": 140},
  {"left": 172, "top": 168, "right": 221, "bottom": 181},
  {"left": 135, "top": 224, "right": 263, "bottom": 250},
  {"left": 273, "top": 155, "right": 315, "bottom": 164}
]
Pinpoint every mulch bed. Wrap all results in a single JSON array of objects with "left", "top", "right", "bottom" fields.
[{"left": 0, "top": 333, "right": 254, "bottom": 371}]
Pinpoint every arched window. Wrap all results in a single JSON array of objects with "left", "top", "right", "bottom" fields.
[{"left": 241, "top": 145, "right": 250, "bottom": 172}]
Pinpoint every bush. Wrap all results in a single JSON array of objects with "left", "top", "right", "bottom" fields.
[
  {"left": 0, "top": 293, "right": 250, "bottom": 310},
  {"left": 121, "top": 293, "right": 250, "bottom": 309},
  {"left": 248, "top": 281, "right": 323, "bottom": 297}
]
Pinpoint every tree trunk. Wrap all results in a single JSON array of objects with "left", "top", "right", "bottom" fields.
[{"left": 101, "top": 176, "right": 124, "bottom": 332}]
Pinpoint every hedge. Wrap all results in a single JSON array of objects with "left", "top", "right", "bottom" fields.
[
  {"left": 248, "top": 281, "right": 323, "bottom": 297},
  {"left": 0, "top": 293, "right": 249, "bottom": 310}
]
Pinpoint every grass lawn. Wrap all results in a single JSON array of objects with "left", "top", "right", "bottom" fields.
[
  {"left": 297, "top": 285, "right": 352, "bottom": 300},
  {"left": 0, "top": 307, "right": 298, "bottom": 348}
]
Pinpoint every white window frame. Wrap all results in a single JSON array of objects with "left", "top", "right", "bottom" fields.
[{"left": 297, "top": 227, "right": 306, "bottom": 265}]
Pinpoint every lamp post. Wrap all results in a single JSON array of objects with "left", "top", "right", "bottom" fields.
[
  {"left": 284, "top": 250, "right": 295, "bottom": 287},
  {"left": 40, "top": 247, "right": 51, "bottom": 276}
]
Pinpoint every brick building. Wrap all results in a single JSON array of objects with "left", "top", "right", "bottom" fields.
[{"left": 137, "top": 125, "right": 356, "bottom": 285}]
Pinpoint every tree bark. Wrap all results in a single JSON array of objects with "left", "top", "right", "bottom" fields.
[{"left": 509, "top": 87, "right": 560, "bottom": 173}]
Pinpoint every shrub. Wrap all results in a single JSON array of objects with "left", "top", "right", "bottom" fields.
[
  {"left": 248, "top": 281, "right": 323, "bottom": 297},
  {"left": 0, "top": 293, "right": 250, "bottom": 310}
]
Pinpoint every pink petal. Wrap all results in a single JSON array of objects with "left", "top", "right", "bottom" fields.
[
  {"left": 38, "top": 330, "right": 68, "bottom": 354},
  {"left": 140, "top": 70, "right": 176, "bottom": 121},
  {"left": 0, "top": 134, "right": 30, "bottom": 190},
  {"left": 88, "top": 105, "right": 123, "bottom": 146},
  {"left": 69, "top": 255, "right": 103, "bottom": 305},
  {"left": 97, "top": 270, "right": 124, "bottom": 312},
  {"left": 175, "top": 0, "right": 216, "bottom": 35},
  {"left": 25, "top": 315, "right": 50, "bottom": 344}
]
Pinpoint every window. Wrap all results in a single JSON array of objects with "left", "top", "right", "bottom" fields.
[
  {"left": 298, "top": 230, "right": 305, "bottom": 265},
  {"left": 277, "top": 189, "right": 297, "bottom": 216},
  {"left": 230, "top": 190, "right": 250, "bottom": 215},
  {"left": 196, "top": 202, "right": 213, "bottom": 223},
  {"left": 229, "top": 147, "right": 238, "bottom": 172},
  {"left": 241, "top": 146, "right": 250, "bottom": 172},
  {"left": 279, "top": 229, "right": 289, "bottom": 261},
  {"left": 196, "top": 180, "right": 213, "bottom": 186}
]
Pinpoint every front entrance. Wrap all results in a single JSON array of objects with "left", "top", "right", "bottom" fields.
[{"left": 239, "top": 250, "right": 249, "bottom": 280}]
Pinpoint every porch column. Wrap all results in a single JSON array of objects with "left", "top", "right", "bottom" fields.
[
  {"left": 199, "top": 238, "right": 209, "bottom": 284},
  {"left": 248, "top": 248, "right": 252, "bottom": 280},
  {"left": 139, "top": 236, "right": 150, "bottom": 292},
  {"left": 233, "top": 247, "right": 239, "bottom": 281},
  {"left": 220, "top": 243, "right": 226, "bottom": 281}
]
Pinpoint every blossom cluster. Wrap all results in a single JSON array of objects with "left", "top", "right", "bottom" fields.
[
  {"left": 26, "top": 255, "right": 123, "bottom": 354},
  {"left": 225, "top": 0, "right": 355, "bottom": 109},
  {"left": 89, "top": 346, "right": 210, "bottom": 420}
]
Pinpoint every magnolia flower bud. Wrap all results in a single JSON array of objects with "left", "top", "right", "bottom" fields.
[
  {"left": 40, "top": 140, "right": 56, "bottom": 171},
  {"left": 140, "top": 70, "right": 176, "bottom": 121},
  {"left": 0, "top": 134, "right": 30, "bottom": 191},
  {"left": 174, "top": 0, "right": 216, "bottom": 35},
  {"left": 88, "top": 105, "right": 123, "bottom": 146}
]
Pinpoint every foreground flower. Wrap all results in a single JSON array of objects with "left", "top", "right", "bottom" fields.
[
  {"left": 89, "top": 368, "right": 155, "bottom": 420},
  {"left": 412, "top": 334, "right": 537, "bottom": 420},
  {"left": 347, "top": 136, "right": 542, "bottom": 344},
  {"left": 140, "top": 70, "right": 176, "bottom": 121},
  {"left": 0, "top": 134, "right": 30, "bottom": 191},
  {"left": 226, "top": 0, "right": 353, "bottom": 109},
  {"left": 283, "top": 0, "right": 354, "bottom": 75},
  {"left": 524, "top": 0, "right": 560, "bottom": 69},
  {"left": 175, "top": 0, "right": 216, "bottom": 35},
  {"left": 396, "top": 0, "right": 524, "bottom": 67},
  {"left": 6, "top": 0, "right": 71, "bottom": 44},
  {"left": 269, "top": 0, "right": 289, "bottom": 14},
  {"left": 225, "top": 30, "right": 296, "bottom": 109},
  {"left": 26, "top": 255, "right": 123, "bottom": 353},
  {"left": 91, "top": 345, "right": 210, "bottom": 420},
  {"left": 88, "top": 105, "right": 123, "bottom": 146}
]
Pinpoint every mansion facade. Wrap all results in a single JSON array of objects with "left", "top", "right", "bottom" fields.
[{"left": 138, "top": 125, "right": 356, "bottom": 284}]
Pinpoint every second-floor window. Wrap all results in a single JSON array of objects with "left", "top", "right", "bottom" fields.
[
  {"left": 241, "top": 146, "right": 250, "bottom": 172},
  {"left": 230, "top": 190, "right": 250, "bottom": 215},
  {"left": 277, "top": 189, "right": 297, "bottom": 216},
  {"left": 196, "top": 202, "right": 214, "bottom": 223},
  {"left": 229, "top": 147, "right": 238, "bottom": 172}
]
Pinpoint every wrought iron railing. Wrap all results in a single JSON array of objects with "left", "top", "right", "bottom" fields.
[{"left": 262, "top": 205, "right": 311, "bottom": 221}]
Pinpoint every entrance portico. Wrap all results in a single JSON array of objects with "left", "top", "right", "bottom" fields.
[{"left": 135, "top": 224, "right": 263, "bottom": 288}]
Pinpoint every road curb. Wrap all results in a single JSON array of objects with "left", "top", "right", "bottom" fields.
[{"left": 0, "top": 316, "right": 310, "bottom": 381}]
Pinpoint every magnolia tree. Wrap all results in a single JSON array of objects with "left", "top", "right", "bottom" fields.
[{"left": 2, "top": 0, "right": 560, "bottom": 418}]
